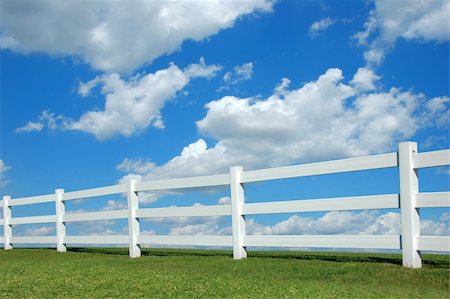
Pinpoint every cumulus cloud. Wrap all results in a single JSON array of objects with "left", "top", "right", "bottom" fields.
[
  {"left": 350, "top": 67, "right": 380, "bottom": 92},
  {"left": 0, "top": 160, "right": 11, "bottom": 188},
  {"left": 151, "top": 204, "right": 449, "bottom": 238},
  {"left": 117, "top": 67, "right": 448, "bottom": 180},
  {"left": 354, "top": 0, "right": 450, "bottom": 65},
  {"left": 17, "top": 225, "right": 55, "bottom": 237},
  {"left": 17, "top": 59, "right": 221, "bottom": 140},
  {"left": 0, "top": 0, "right": 272, "bottom": 73},
  {"left": 68, "top": 64, "right": 188, "bottom": 139},
  {"left": 246, "top": 211, "right": 449, "bottom": 236},
  {"left": 309, "top": 17, "right": 335, "bottom": 37}
]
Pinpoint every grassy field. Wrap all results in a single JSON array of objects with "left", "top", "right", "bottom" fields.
[{"left": 0, "top": 248, "right": 448, "bottom": 298}]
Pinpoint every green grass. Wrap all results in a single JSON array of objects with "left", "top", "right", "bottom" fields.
[{"left": 0, "top": 248, "right": 448, "bottom": 298}]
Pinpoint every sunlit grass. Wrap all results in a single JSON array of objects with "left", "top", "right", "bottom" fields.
[{"left": 0, "top": 248, "right": 448, "bottom": 298}]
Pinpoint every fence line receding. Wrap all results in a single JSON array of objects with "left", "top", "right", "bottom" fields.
[{"left": 1, "top": 141, "right": 449, "bottom": 268}]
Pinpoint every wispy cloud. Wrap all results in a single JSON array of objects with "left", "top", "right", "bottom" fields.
[
  {"left": 0, "top": 160, "right": 11, "bottom": 188},
  {"left": 309, "top": 17, "right": 335, "bottom": 37}
]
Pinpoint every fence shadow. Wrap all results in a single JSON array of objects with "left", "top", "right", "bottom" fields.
[{"left": 66, "top": 247, "right": 450, "bottom": 268}]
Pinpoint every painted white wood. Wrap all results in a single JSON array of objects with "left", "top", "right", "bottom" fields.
[
  {"left": 62, "top": 184, "right": 127, "bottom": 201},
  {"left": 244, "top": 235, "right": 401, "bottom": 249},
  {"left": 9, "top": 215, "right": 56, "bottom": 225},
  {"left": 399, "top": 142, "right": 421, "bottom": 268},
  {"left": 414, "top": 149, "right": 450, "bottom": 169},
  {"left": 63, "top": 210, "right": 128, "bottom": 222},
  {"left": 135, "top": 174, "right": 230, "bottom": 192},
  {"left": 55, "top": 189, "right": 66, "bottom": 252},
  {"left": 417, "top": 236, "right": 450, "bottom": 252},
  {"left": 3, "top": 196, "right": 12, "bottom": 250},
  {"left": 64, "top": 235, "right": 129, "bottom": 244},
  {"left": 230, "top": 166, "right": 247, "bottom": 259},
  {"left": 127, "top": 179, "right": 141, "bottom": 258},
  {"left": 244, "top": 194, "right": 399, "bottom": 215},
  {"left": 416, "top": 192, "right": 450, "bottom": 208},
  {"left": 1, "top": 144, "right": 448, "bottom": 263},
  {"left": 137, "top": 235, "right": 232, "bottom": 247},
  {"left": 9, "top": 194, "right": 55, "bottom": 206},
  {"left": 242, "top": 153, "right": 398, "bottom": 183},
  {"left": 137, "top": 205, "right": 231, "bottom": 218},
  {"left": 11, "top": 236, "right": 56, "bottom": 244}
]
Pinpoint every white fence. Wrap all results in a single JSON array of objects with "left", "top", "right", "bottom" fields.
[{"left": 1, "top": 141, "right": 449, "bottom": 268}]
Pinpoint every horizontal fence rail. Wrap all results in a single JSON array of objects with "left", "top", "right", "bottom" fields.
[
  {"left": 243, "top": 194, "right": 399, "bottom": 215},
  {"left": 1, "top": 142, "right": 449, "bottom": 268},
  {"left": 62, "top": 184, "right": 127, "bottom": 201}
]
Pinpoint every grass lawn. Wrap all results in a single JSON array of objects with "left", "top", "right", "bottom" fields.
[{"left": 0, "top": 248, "right": 448, "bottom": 298}]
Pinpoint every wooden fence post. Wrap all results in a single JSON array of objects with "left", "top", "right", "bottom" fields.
[
  {"left": 55, "top": 189, "right": 66, "bottom": 252},
  {"left": 230, "top": 166, "right": 247, "bottom": 259},
  {"left": 3, "top": 195, "right": 12, "bottom": 250},
  {"left": 399, "top": 142, "right": 421, "bottom": 268},
  {"left": 127, "top": 179, "right": 141, "bottom": 258}
]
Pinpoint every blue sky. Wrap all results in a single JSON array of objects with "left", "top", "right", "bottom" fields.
[{"left": 0, "top": 0, "right": 449, "bottom": 242}]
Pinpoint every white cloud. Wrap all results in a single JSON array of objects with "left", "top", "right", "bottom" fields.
[
  {"left": 247, "top": 211, "right": 377, "bottom": 235},
  {"left": 101, "top": 199, "right": 127, "bottom": 211},
  {"left": 221, "top": 62, "right": 254, "bottom": 88},
  {"left": 16, "top": 225, "right": 55, "bottom": 236},
  {"left": 0, "top": 1, "right": 273, "bottom": 73},
  {"left": 15, "top": 121, "right": 44, "bottom": 133},
  {"left": 309, "top": 17, "right": 335, "bottom": 37},
  {"left": 69, "top": 64, "right": 188, "bottom": 140},
  {"left": 246, "top": 211, "right": 449, "bottom": 236},
  {"left": 354, "top": 0, "right": 450, "bottom": 65},
  {"left": 118, "top": 67, "right": 448, "bottom": 180},
  {"left": 350, "top": 67, "right": 380, "bottom": 92},
  {"left": 20, "top": 60, "right": 221, "bottom": 140},
  {"left": 15, "top": 110, "right": 65, "bottom": 134},
  {"left": 184, "top": 57, "right": 222, "bottom": 79},
  {"left": 149, "top": 204, "right": 449, "bottom": 238},
  {"left": 217, "top": 196, "right": 231, "bottom": 205},
  {"left": 117, "top": 159, "right": 156, "bottom": 175},
  {"left": 0, "top": 160, "right": 11, "bottom": 188}
]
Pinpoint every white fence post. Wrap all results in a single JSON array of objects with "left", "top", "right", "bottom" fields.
[
  {"left": 3, "top": 195, "right": 12, "bottom": 250},
  {"left": 127, "top": 179, "right": 141, "bottom": 258},
  {"left": 230, "top": 166, "right": 247, "bottom": 259},
  {"left": 55, "top": 189, "right": 66, "bottom": 252},
  {"left": 399, "top": 142, "right": 421, "bottom": 268}
]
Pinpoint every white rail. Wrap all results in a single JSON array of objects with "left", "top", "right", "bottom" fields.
[
  {"left": 416, "top": 192, "right": 450, "bottom": 208},
  {"left": 135, "top": 173, "right": 230, "bottom": 192},
  {"left": 243, "top": 194, "right": 399, "bottom": 215},
  {"left": 9, "top": 194, "right": 54, "bottom": 206},
  {"left": 414, "top": 150, "right": 450, "bottom": 168},
  {"left": 1, "top": 142, "right": 448, "bottom": 269},
  {"left": 63, "top": 184, "right": 126, "bottom": 201},
  {"left": 417, "top": 236, "right": 450, "bottom": 252},
  {"left": 242, "top": 153, "right": 398, "bottom": 183},
  {"left": 9, "top": 215, "right": 56, "bottom": 225},
  {"left": 137, "top": 205, "right": 231, "bottom": 218}
]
